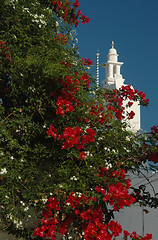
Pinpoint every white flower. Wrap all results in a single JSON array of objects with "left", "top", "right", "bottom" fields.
[
  {"left": 28, "top": 86, "right": 35, "bottom": 92},
  {"left": 24, "top": 206, "right": 29, "bottom": 212},
  {"left": 85, "top": 151, "right": 93, "bottom": 157},
  {"left": 76, "top": 192, "right": 82, "bottom": 197},
  {"left": 72, "top": 60, "right": 78, "bottom": 66},
  {"left": 23, "top": 8, "right": 29, "bottom": 11},
  {"left": 0, "top": 168, "right": 7, "bottom": 175},
  {"left": 106, "top": 163, "right": 112, "bottom": 169},
  {"left": 13, "top": 219, "right": 23, "bottom": 228},
  {"left": 75, "top": 38, "right": 78, "bottom": 44},
  {"left": 98, "top": 137, "right": 103, "bottom": 140},
  {"left": 20, "top": 201, "right": 25, "bottom": 206},
  {"left": 104, "top": 160, "right": 112, "bottom": 169},
  {"left": 7, "top": 213, "right": 13, "bottom": 220},
  {"left": 42, "top": 198, "right": 48, "bottom": 204},
  {"left": 66, "top": 202, "right": 70, "bottom": 206},
  {"left": 40, "top": 19, "right": 46, "bottom": 25},
  {"left": 68, "top": 236, "right": 73, "bottom": 239},
  {"left": 70, "top": 176, "right": 78, "bottom": 181}
]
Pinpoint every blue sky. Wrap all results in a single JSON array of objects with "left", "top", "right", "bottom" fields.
[{"left": 77, "top": 0, "right": 158, "bottom": 132}]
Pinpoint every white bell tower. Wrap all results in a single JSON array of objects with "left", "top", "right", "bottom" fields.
[
  {"left": 102, "top": 42, "right": 140, "bottom": 131},
  {"left": 102, "top": 41, "right": 125, "bottom": 89}
]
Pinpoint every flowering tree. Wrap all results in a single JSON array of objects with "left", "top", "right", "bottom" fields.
[{"left": 0, "top": 0, "right": 158, "bottom": 239}]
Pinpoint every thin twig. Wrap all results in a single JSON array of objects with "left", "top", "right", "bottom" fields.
[
  {"left": 3, "top": 222, "right": 12, "bottom": 231},
  {"left": 140, "top": 170, "right": 156, "bottom": 197},
  {"left": 0, "top": 111, "right": 16, "bottom": 126}
]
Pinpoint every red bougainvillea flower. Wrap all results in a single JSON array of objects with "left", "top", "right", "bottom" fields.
[
  {"left": 128, "top": 110, "right": 135, "bottom": 120},
  {"left": 82, "top": 57, "right": 93, "bottom": 66},
  {"left": 54, "top": 33, "right": 68, "bottom": 45},
  {"left": 142, "top": 233, "right": 152, "bottom": 240},
  {"left": 108, "top": 220, "right": 122, "bottom": 237},
  {"left": 151, "top": 125, "right": 158, "bottom": 134},
  {"left": 124, "top": 230, "right": 130, "bottom": 237},
  {"left": 79, "top": 151, "right": 86, "bottom": 159},
  {"left": 130, "top": 231, "right": 139, "bottom": 239}
]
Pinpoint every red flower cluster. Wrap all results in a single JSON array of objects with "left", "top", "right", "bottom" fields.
[
  {"left": 121, "top": 85, "right": 149, "bottom": 105},
  {"left": 87, "top": 103, "right": 112, "bottom": 124},
  {"left": 46, "top": 124, "right": 57, "bottom": 139},
  {"left": 47, "top": 68, "right": 93, "bottom": 160},
  {"left": 142, "top": 233, "right": 153, "bottom": 240},
  {"left": 138, "top": 90, "right": 149, "bottom": 104},
  {"left": 73, "top": 0, "right": 80, "bottom": 7},
  {"left": 61, "top": 126, "right": 96, "bottom": 151},
  {"left": 123, "top": 230, "right": 152, "bottom": 240},
  {"left": 80, "top": 72, "right": 90, "bottom": 87},
  {"left": 151, "top": 125, "right": 158, "bottom": 135},
  {"left": 103, "top": 181, "right": 135, "bottom": 211},
  {"left": 34, "top": 188, "right": 152, "bottom": 239},
  {"left": 52, "top": 0, "right": 89, "bottom": 27},
  {"left": 80, "top": 14, "right": 90, "bottom": 24},
  {"left": 61, "top": 126, "right": 83, "bottom": 149},
  {"left": 47, "top": 124, "right": 96, "bottom": 158},
  {"left": 108, "top": 220, "right": 122, "bottom": 237},
  {"left": 95, "top": 168, "right": 135, "bottom": 211},
  {"left": 34, "top": 192, "right": 115, "bottom": 240},
  {"left": 52, "top": 72, "right": 90, "bottom": 117},
  {"left": 128, "top": 110, "right": 135, "bottom": 120},
  {"left": 107, "top": 105, "right": 125, "bottom": 121},
  {"left": 65, "top": 191, "right": 97, "bottom": 208},
  {"left": 82, "top": 58, "right": 93, "bottom": 66},
  {"left": 56, "top": 96, "right": 74, "bottom": 116},
  {"left": 54, "top": 33, "right": 68, "bottom": 45},
  {"left": 105, "top": 89, "right": 126, "bottom": 121},
  {"left": 0, "top": 41, "right": 11, "bottom": 62},
  {"left": 105, "top": 85, "right": 149, "bottom": 121},
  {"left": 33, "top": 197, "right": 60, "bottom": 239}
]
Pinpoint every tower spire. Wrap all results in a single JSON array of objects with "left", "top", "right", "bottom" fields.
[{"left": 112, "top": 41, "right": 114, "bottom": 48}]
